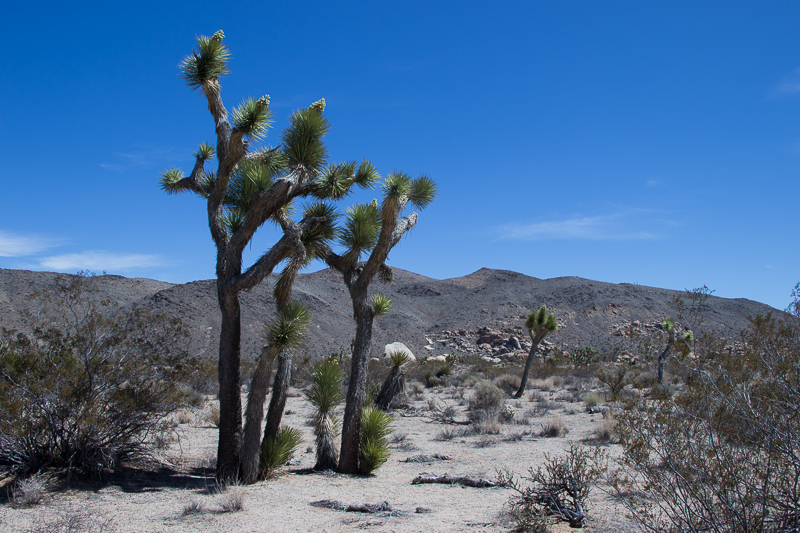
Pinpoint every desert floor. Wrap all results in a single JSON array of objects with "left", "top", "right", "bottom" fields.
[{"left": 1, "top": 380, "right": 638, "bottom": 533}]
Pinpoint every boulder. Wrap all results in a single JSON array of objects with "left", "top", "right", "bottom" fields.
[{"left": 384, "top": 342, "right": 416, "bottom": 364}]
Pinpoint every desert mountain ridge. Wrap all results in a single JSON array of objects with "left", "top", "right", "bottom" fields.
[{"left": 0, "top": 267, "right": 781, "bottom": 362}]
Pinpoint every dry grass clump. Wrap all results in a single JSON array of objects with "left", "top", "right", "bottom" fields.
[
  {"left": 216, "top": 484, "right": 246, "bottom": 513},
  {"left": 12, "top": 474, "right": 49, "bottom": 507},
  {"left": 494, "top": 374, "right": 522, "bottom": 395},
  {"left": 182, "top": 498, "right": 205, "bottom": 515},
  {"left": 539, "top": 417, "right": 568, "bottom": 438},
  {"left": 582, "top": 392, "right": 604, "bottom": 408},
  {"left": 202, "top": 402, "right": 221, "bottom": 427}
]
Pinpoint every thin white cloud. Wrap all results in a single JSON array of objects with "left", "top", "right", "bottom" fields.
[
  {"left": 100, "top": 146, "right": 188, "bottom": 173},
  {"left": 499, "top": 211, "right": 664, "bottom": 241},
  {"left": 771, "top": 68, "right": 800, "bottom": 96},
  {"left": 645, "top": 179, "right": 661, "bottom": 187},
  {"left": 39, "top": 251, "right": 166, "bottom": 272},
  {"left": 0, "top": 230, "right": 59, "bottom": 257}
]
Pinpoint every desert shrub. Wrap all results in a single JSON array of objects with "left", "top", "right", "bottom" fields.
[
  {"left": 258, "top": 426, "right": 302, "bottom": 478},
  {"left": 613, "top": 312, "right": 800, "bottom": 533},
  {"left": 539, "top": 417, "right": 567, "bottom": 438},
  {"left": 469, "top": 380, "right": 506, "bottom": 412},
  {"left": 203, "top": 403, "right": 221, "bottom": 427},
  {"left": 25, "top": 508, "right": 115, "bottom": 533},
  {"left": 498, "top": 443, "right": 607, "bottom": 530},
  {"left": 595, "top": 363, "right": 629, "bottom": 400},
  {"left": 494, "top": 373, "right": 522, "bottom": 395},
  {"left": 0, "top": 274, "right": 197, "bottom": 477},
  {"left": 570, "top": 345, "right": 599, "bottom": 369},
  {"left": 358, "top": 406, "right": 392, "bottom": 474},
  {"left": 581, "top": 392, "right": 604, "bottom": 408}
]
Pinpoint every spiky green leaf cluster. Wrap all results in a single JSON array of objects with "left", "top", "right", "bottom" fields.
[
  {"left": 388, "top": 349, "right": 410, "bottom": 368},
  {"left": 159, "top": 168, "right": 186, "bottom": 194},
  {"left": 259, "top": 426, "right": 302, "bottom": 476},
  {"left": 232, "top": 96, "right": 273, "bottom": 141},
  {"left": 179, "top": 31, "right": 231, "bottom": 91},
  {"left": 282, "top": 106, "right": 330, "bottom": 173},
  {"left": 408, "top": 174, "right": 437, "bottom": 209},
  {"left": 382, "top": 172, "right": 411, "bottom": 202},
  {"left": 339, "top": 202, "right": 381, "bottom": 257},
  {"left": 199, "top": 171, "right": 217, "bottom": 198},
  {"left": 314, "top": 159, "right": 379, "bottom": 200},
  {"left": 661, "top": 317, "right": 676, "bottom": 332},
  {"left": 358, "top": 406, "right": 392, "bottom": 474},
  {"left": 300, "top": 202, "right": 339, "bottom": 260},
  {"left": 266, "top": 302, "right": 311, "bottom": 349},
  {"left": 195, "top": 142, "right": 215, "bottom": 161},
  {"left": 370, "top": 293, "right": 393, "bottom": 318},
  {"left": 525, "top": 305, "right": 558, "bottom": 338},
  {"left": 225, "top": 159, "right": 282, "bottom": 211},
  {"left": 306, "top": 359, "right": 344, "bottom": 414}
]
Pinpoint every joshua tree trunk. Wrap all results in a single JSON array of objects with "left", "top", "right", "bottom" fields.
[
  {"left": 240, "top": 344, "right": 279, "bottom": 483},
  {"left": 216, "top": 288, "right": 243, "bottom": 481},
  {"left": 657, "top": 345, "right": 671, "bottom": 386},
  {"left": 514, "top": 340, "right": 541, "bottom": 399},
  {"left": 262, "top": 351, "right": 293, "bottom": 445},
  {"left": 338, "top": 294, "right": 374, "bottom": 474},
  {"left": 376, "top": 365, "right": 404, "bottom": 411}
]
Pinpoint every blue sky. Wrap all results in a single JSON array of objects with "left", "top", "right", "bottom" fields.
[{"left": 2, "top": 1, "right": 799, "bottom": 310}]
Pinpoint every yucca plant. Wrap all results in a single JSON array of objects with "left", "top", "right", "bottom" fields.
[
  {"left": 358, "top": 407, "right": 392, "bottom": 474},
  {"left": 306, "top": 358, "right": 344, "bottom": 471},
  {"left": 161, "top": 30, "right": 375, "bottom": 481},
  {"left": 376, "top": 342, "right": 410, "bottom": 410},
  {"left": 258, "top": 426, "right": 302, "bottom": 479},
  {"left": 514, "top": 306, "right": 559, "bottom": 398},
  {"left": 317, "top": 171, "right": 436, "bottom": 474}
]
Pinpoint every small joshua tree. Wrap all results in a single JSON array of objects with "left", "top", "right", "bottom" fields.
[
  {"left": 241, "top": 301, "right": 311, "bottom": 483},
  {"left": 307, "top": 357, "right": 345, "bottom": 471},
  {"left": 514, "top": 306, "right": 558, "bottom": 398},
  {"left": 656, "top": 317, "right": 693, "bottom": 386}
]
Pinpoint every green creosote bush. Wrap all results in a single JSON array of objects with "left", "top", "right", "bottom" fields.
[
  {"left": 258, "top": 426, "right": 302, "bottom": 478},
  {"left": 358, "top": 406, "right": 392, "bottom": 474},
  {"left": 0, "top": 273, "right": 198, "bottom": 478}
]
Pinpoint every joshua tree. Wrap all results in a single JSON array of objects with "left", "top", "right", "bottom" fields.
[
  {"left": 514, "top": 305, "right": 558, "bottom": 398},
  {"left": 160, "top": 30, "right": 376, "bottom": 481},
  {"left": 307, "top": 357, "right": 345, "bottom": 471},
  {"left": 320, "top": 173, "right": 436, "bottom": 474},
  {"left": 656, "top": 317, "right": 693, "bottom": 386}
]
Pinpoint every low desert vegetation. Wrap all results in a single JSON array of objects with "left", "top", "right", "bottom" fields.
[{"left": 0, "top": 273, "right": 200, "bottom": 478}]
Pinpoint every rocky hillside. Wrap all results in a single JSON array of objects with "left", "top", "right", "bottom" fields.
[{"left": 0, "top": 267, "right": 781, "bottom": 364}]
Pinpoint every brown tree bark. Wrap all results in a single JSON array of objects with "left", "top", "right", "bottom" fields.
[
  {"left": 514, "top": 335, "right": 542, "bottom": 399},
  {"left": 262, "top": 351, "right": 293, "bottom": 446},
  {"left": 239, "top": 344, "right": 278, "bottom": 483},
  {"left": 337, "top": 294, "right": 373, "bottom": 474}
]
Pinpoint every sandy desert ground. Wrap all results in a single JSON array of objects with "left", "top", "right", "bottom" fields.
[{"left": 0, "top": 379, "right": 639, "bottom": 533}]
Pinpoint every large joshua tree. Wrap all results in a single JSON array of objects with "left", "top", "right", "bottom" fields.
[
  {"left": 514, "top": 305, "right": 558, "bottom": 398},
  {"left": 160, "top": 30, "right": 376, "bottom": 481},
  {"left": 321, "top": 173, "right": 436, "bottom": 474}
]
